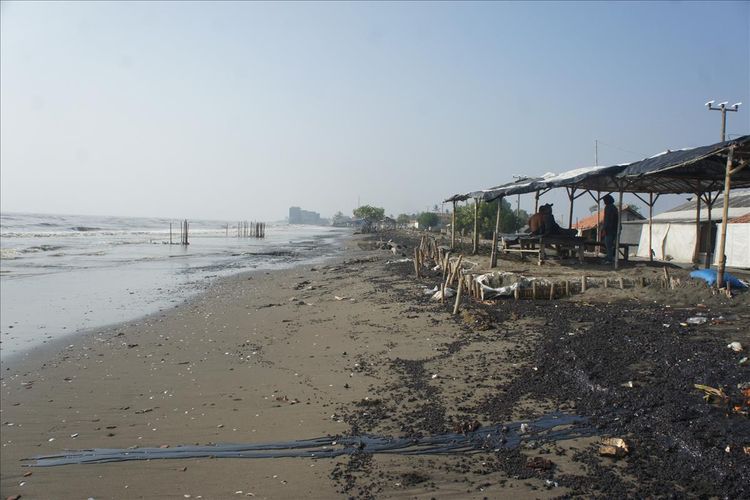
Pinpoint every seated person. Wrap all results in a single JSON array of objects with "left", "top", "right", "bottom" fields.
[{"left": 528, "top": 204, "right": 577, "bottom": 237}]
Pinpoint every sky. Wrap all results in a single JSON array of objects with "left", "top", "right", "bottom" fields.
[{"left": 1, "top": 1, "right": 749, "bottom": 223}]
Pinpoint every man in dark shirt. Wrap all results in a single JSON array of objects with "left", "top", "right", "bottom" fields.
[{"left": 601, "top": 194, "right": 619, "bottom": 264}]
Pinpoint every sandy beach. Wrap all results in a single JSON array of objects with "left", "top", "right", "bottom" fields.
[{"left": 2, "top": 232, "right": 749, "bottom": 499}]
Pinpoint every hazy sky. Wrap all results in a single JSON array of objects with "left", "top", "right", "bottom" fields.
[{"left": 1, "top": 1, "right": 748, "bottom": 222}]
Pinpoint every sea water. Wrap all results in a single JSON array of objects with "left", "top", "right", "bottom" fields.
[{"left": 0, "top": 212, "right": 349, "bottom": 360}]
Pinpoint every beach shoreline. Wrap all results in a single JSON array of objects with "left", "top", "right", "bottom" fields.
[{"left": 2, "top": 231, "right": 749, "bottom": 499}]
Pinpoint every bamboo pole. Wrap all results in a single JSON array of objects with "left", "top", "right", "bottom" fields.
[
  {"left": 451, "top": 200, "right": 457, "bottom": 250},
  {"left": 614, "top": 190, "right": 624, "bottom": 270},
  {"left": 450, "top": 255, "right": 463, "bottom": 287},
  {"left": 717, "top": 146, "right": 735, "bottom": 288},
  {"left": 452, "top": 276, "right": 463, "bottom": 315},
  {"left": 692, "top": 186, "right": 702, "bottom": 268},
  {"left": 490, "top": 197, "right": 502, "bottom": 268},
  {"left": 704, "top": 194, "right": 714, "bottom": 269},
  {"left": 648, "top": 192, "right": 654, "bottom": 262},
  {"left": 596, "top": 191, "right": 602, "bottom": 251},
  {"left": 567, "top": 187, "right": 576, "bottom": 229},
  {"left": 472, "top": 199, "right": 479, "bottom": 255},
  {"left": 413, "top": 247, "right": 420, "bottom": 278}
]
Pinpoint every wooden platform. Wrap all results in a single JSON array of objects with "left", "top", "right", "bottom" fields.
[{"left": 502, "top": 235, "right": 586, "bottom": 265}]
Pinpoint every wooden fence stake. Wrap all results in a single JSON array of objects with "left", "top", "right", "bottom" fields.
[{"left": 452, "top": 277, "right": 463, "bottom": 315}]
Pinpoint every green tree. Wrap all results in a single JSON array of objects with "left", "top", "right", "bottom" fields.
[
  {"left": 454, "top": 198, "right": 522, "bottom": 238},
  {"left": 353, "top": 205, "right": 385, "bottom": 221},
  {"left": 417, "top": 212, "right": 439, "bottom": 229},
  {"left": 396, "top": 213, "right": 411, "bottom": 224}
]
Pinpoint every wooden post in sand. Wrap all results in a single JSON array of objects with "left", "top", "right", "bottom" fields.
[
  {"left": 451, "top": 200, "right": 457, "bottom": 250},
  {"left": 472, "top": 198, "right": 480, "bottom": 255},
  {"left": 490, "top": 197, "right": 502, "bottom": 268},
  {"left": 181, "top": 220, "right": 189, "bottom": 245},
  {"left": 581, "top": 275, "right": 587, "bottom": 292},
  {"left": 170, "top": 223, "right": 173, "bottom": 245},
  {"left": 413, "top": 247, "right": 420, "bottom": 278},
  {"left": 452, "top": 276, "right": 463, "bottom": 315},
  {"left": 451, "top": 255, "right": 463, "bottom": 287}
]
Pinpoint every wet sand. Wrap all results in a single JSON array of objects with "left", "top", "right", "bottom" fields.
[{"left": 2, "top": 232, "right": 749, "bottom": 499}]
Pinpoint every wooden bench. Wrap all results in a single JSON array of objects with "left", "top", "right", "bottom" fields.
[{"left": 504, "top": 235, "right": 585, "bottom": 265}]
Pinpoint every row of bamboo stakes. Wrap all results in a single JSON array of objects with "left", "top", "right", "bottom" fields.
[
  {"left": 235, "top": 221, "right": 266, "bottom": 238},
  {"left": 413, "top": 236, "right": 697, "bottom": 315}
]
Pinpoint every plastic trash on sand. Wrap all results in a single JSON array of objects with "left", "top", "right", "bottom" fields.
[
  {"left": 432, "top": 288, "right": 455, "bottom": 300},
  {"left": 727, "top": 341, "right": 743, "bottom": 352},
  {"left": 689, "top": 269, "right": 748, "bottom": 289},
  {"left": 423, "top": 286, "right": 439, "bottom": 295},
  {"left": 686, "top": 316, "right": 708, "bottom": 325},
  {"left": 475, "top": 273, "right": 520, "bottom": 300},
  {"left": 386, "top": 258, "right": 412, "bottom": 265}
]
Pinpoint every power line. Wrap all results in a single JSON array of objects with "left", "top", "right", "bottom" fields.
[{"left": 594, "top": 140, "right": 648, "bottom": 159}]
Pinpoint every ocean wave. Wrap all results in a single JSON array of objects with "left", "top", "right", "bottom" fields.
[
  {"left": 0, "top": 248, "right": 19, "bottom": 260},
  {"left": 71, "top": 226, "right": 102, "bottom": 232},
  {"left": 21, "top": 245, "right": 65, "bottom": 253}
]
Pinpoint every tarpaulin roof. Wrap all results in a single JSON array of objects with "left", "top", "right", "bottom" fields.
[
  {"left": 445, "top": 135, "right": 750, "bottom": 202},
  {"left": 574, "top": 135, "right": 750, "bottom": 193}
]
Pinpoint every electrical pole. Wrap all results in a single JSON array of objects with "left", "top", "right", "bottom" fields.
[
  {"left": 595, "top": 139, "right": 598, "bottom": 166},
  {"left": 706, "top": 100, "right": 741, "bottom": 141}
]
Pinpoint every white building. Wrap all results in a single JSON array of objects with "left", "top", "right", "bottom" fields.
[{"left": 635, "top": 190, "right": 750, "bottom": 268}]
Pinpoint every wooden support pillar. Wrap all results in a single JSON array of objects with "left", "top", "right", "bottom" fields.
[
  {"left": 567, "top": 187, "right": 576, "bottom": 229},
  {"left": 648, "top": 192, "right": 654, "bottom": 262},
  {"left": 596, "top": 191, "right": 602, "bottom": 249},
  {"left": 704, "top": 193, "right": 715, "bottom": 269},
  {"left": 692, "top": 187, "right": 702, "bottom": 268},
  {"left": 614, "top": 190, "right": 624, "bottom": 270},
  {"left": 490, "top": 197, "right": 502, "bottom": 268},
  {"left": 451, "top": 200, "right": 457, "bottom": 250},
  {"left": 472, "top": 198, "right": 479, "bottom": 255},
  {"left": 534, "top": 190, "right": 540, "bottom": 213},
  {"left": 717, "top": 147, "right": 736, "bottom": 288}
]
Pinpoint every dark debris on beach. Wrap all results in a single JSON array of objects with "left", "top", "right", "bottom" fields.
[{"left": 335, "top": 232, "right": 750, "bottom": 499}]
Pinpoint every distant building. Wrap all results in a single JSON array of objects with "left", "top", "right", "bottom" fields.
[
  {"left": 573, "top": 204, "right": 645, "bottom": 243},
  {"left": 289, "top": 206, "right": 323, "bottom": 225}
]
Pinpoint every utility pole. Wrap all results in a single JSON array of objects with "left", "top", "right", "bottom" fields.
[
  {"left": 595, "top": 139, "right": 598, "bottom": 166},
  {"left": 706, "top": 100, "right": 741, "bottom": 141}
]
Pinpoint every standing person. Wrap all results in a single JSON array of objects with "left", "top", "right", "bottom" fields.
[{"left": 601, "top": 194, "right": 619, "bottom": 264}]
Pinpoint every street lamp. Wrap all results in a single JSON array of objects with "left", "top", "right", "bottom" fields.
[{"left": 705, "top": 100, "right": 741, "bottom": 142}]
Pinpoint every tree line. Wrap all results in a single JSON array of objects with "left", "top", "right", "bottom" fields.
[{"left": 340, "top": 200, "right": 529, "bottom": 236}]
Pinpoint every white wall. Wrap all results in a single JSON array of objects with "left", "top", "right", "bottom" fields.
[
  {"left": 714, "top": 223, "right": 750, "bottom": 268},
  {"left": 636, "top": 223, "right": 698, "bottom": 262}
]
